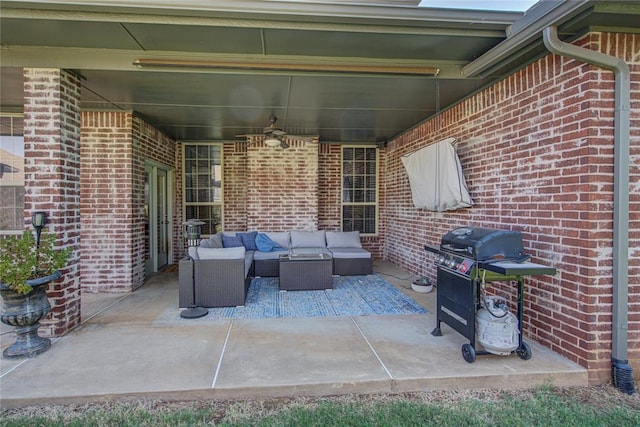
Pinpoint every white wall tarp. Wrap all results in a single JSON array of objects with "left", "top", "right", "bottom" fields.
[{"left": 401, "top": 137, "right": 473, "bottom": 211}]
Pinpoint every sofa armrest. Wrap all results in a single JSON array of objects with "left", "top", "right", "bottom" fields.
[
  {"left": 178, "top": 257, "right": 195, "bottom": 307},
  {"left": 196, "top": 258, "right": 248, "bottom": 307},
  {"left": 196, "top": 246, "right": 245, "bottom": 260}
]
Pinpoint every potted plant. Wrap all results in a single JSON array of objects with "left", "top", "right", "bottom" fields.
[
  {"left": 0, "top": 230, "right": 71, "bottom": 359},
  {"left": 411, "top": 276, "right": 433, "bottom": 293}
]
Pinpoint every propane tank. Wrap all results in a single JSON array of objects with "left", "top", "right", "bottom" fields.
[{"left": 476, "top": 296, "right": 519, "bottom": 356}]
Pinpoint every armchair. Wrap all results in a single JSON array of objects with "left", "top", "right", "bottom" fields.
[{"left": 179, "top": 246, "right": 253, "bottom": 308}]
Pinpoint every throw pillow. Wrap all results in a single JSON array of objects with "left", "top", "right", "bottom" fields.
[
  {"left": 265, "top": 232, "right": 290, "bottom": 250},
  {"left": 222, "top": 235, "right": 243, "bottom": 248},
  {"left": 238, "top": 231, "right": 258, "bottom": 250},
  {"left": 200, "top": 233, "right": 223, "bottom": 249},
  {"left": 208, "top": 233, "right": 223, "bottom": 248},
  {"left": 255, "top": 233, "right": 284, "bottom": 252}
]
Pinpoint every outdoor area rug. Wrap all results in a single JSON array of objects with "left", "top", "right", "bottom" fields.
[{"left": 156, "top": 275, "right": 427, "bottom": 323}]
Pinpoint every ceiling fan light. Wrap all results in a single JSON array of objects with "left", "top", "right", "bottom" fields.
[{"left": 264, "top": 136, "right": 282, "bottom": 147}]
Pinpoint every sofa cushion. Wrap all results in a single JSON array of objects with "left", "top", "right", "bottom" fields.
[
  {"left": 327, "top": 247, "right": 371, "bottom": 259},
  {"left": 326, "top": 231, "right": 362, "bottom": 249},
  {"left": 253, "top": 249, "right": 287, "bottom": 260},
  {"left": 200, "top": 234, "right": 223, "bottom": 249},
  {"left": 238, "top": 231, "right": 258, "bottom": 250},
  {"left": 255, "top": 233, "right": 285, "bottom": 252},
  {"left": 290, "top": 230, "right": 326, "bottom": 248},
  {"left": 222, "top": 235, "right": 244, "bottom": 248},
  {"left": 265, "top": 232, "right": 290, "bottom": 250},
  {"left": 197, "top": 246, "right": 246, "bottom": 260}
]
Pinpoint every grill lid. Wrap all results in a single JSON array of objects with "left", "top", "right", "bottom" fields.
[{"left": 440, "top": 227, "right": 526, "bottom": 261}]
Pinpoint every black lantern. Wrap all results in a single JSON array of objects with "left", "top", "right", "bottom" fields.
[
  {"left": 180, "top": 219, "right": 208, "bottom": 319},
  {"left": 31, "top": 211, "right": 47, "bottom": 249},
  {"left": 184, "top": 219, "right": 205, "bottom": 249}
]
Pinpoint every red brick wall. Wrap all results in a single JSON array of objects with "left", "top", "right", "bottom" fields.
[
  {"left": 173, "top": 139, "right": 386, "bottom": 257},
  {"left": 176, "top": 139, "right": 386, "bottom": 255},
  {"left": 81, "top": 112, "right": 175, "bottom": 292},
  {"left": 174, "top": 144, "right": 185, "bottom": 259},
  {"left": 318, "top": 143, "right": 341, "bottom": 231},
  {"left": 384, "top": 32, "right": 640, "bottom": 383},
  {"left": 223, "top": 142, "right": 249, "bottom": 232},
  {"left": 23, "top": 68, "right": 82, "bottom": 337},
  {"left": 246, "top": 137, "right": 319, "bottom": 231},
  {"left": 80, "top": 112, "right": 135, "bottom": 293}
]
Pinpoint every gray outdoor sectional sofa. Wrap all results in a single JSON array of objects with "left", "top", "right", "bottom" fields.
[{"left": 178, "top": 230, "right": 372, "bottom": 308}]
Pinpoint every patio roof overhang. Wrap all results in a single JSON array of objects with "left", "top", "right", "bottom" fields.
[{"left": 1, "top": 0, "right": 638, "bottom": 143}]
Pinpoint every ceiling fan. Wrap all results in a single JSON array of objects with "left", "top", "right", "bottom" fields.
[
  {"left": 263, "top": 116, "right": 290, "bottom": 149},
  {"left": 236, "top": 116, "right": 316, "bottom": 147}
]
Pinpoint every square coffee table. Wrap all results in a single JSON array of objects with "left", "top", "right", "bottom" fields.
[{"left": 279, "top": 249, "right": 333, "bottom": 291}]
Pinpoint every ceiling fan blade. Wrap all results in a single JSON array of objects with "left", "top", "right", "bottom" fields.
[
  {"left": 287, "top": 135, "right": 317, "bottom": 142},
  {"left": 272, "top": 129, "right": 287, "bottom": 136}
]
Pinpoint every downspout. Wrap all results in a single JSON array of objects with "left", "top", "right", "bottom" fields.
[{"left": 542, "top": 26, "right": 633, "bottom": 394}]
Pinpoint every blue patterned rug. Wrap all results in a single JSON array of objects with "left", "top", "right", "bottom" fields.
[{"left": 159, "top": 275, "right": 427, "bottom": 322}]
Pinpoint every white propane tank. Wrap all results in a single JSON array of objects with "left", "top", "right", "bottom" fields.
[{"left": 476, "top": 296, "right": 519, "bottom": 356}]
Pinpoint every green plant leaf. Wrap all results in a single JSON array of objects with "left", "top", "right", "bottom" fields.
[{"left": 0, "top": 230, "right": 70, "bottom": 295}]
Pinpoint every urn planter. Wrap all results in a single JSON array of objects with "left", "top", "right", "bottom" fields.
[
  {"left": 1, "top": 271, "right": 61, "bottom": 359},
  {"left": 0, "top": 227, "right": 70, "bottom": 360}
]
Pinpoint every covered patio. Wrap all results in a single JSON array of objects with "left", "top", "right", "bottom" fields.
[
  {"left": 1, "top": 0, "right": 638, "bottom": 396},
  {"left": 0, "top": 261, "right": 587, "bottom": 409}
]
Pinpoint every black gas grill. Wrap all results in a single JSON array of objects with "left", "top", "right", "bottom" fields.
[{"left": 425, "top": 226, "right": 556, "bottom": 363}]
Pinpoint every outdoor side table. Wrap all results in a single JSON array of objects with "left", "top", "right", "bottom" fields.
[{"left": 279, "top": 250, "right": 333, "bottom": 291}]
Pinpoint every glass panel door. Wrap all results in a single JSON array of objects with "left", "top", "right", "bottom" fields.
[
  {"left": 156, "top": 169, "right": 168, "bottom": 268},
  {"left": 145, "top": 163, "right": 172, "bottom": 276}
]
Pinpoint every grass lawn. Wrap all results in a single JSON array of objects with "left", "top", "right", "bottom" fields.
[{"left": 2, "top": 385, "right": 639, "bottom": 426}]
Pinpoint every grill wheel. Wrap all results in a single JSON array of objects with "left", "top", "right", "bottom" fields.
[
  {"left": 516, "top": 342, "right": 532, "bottom": 360},
  {"left": 461, "top": 343, "right": 476, "bottom": 363}
]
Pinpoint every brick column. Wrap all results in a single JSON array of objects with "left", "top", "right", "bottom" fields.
[{"left": 23, "top": 68, "right": 81, "bottom": 337}]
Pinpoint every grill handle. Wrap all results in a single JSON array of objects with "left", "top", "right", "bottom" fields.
[
  {"left": 441, "top": 244, "right": 469, "bottom": 253},
  {"left": 481, "top": 254, "right": 531, "bottom": 264},
  {"left": 424, "top": 244, "right": 442, "bottom": 255}
]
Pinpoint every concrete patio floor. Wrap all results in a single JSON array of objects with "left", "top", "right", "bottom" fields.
[{"left": 0, "top": 261, "right": 587, "bottom": 409}]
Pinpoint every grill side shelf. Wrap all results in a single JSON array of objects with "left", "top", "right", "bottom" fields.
[{"left": 478, "top": 261, "right": 556, "bottom": 276}]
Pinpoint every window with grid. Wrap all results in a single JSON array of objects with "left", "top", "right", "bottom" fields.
[
  {"left": 183, "top": 143, "right": 223, "bottom": 236},
  {"left": 342, "top": 146, "right": 378, "bottom": 235},
  {"left": 0, "top": 114, "right": 24, "bottom": 235}
]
